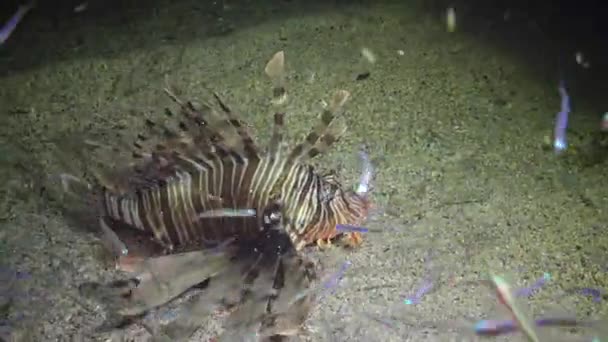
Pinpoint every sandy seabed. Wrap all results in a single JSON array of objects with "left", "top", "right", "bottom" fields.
[{"left": 0, "top": 1, "right": 606, "bottom": 341}]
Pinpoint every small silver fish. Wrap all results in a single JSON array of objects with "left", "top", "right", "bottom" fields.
[{"left": 197, "top": 208, "right": 257, "bottom": 218}]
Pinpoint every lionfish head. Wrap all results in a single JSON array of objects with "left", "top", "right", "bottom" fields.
[
  {"left": 290, "top": 176, "right": 370, "bottom": 251},
  {"left": 314, "top": 149, "right": 373, "bottom": 246}
]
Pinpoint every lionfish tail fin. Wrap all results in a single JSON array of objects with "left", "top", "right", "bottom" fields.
[{"left": 287, "top": 89, "right": 350, "bottom": 164}]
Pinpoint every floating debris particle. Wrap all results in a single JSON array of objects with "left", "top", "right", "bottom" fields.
[
  {"left": 361, "top": 47, "right": 376, "bottom": 64},
  {"left": 446, "top": 7, "right": 456, "bottom": 33},
  {"left": 575, "top": 51, "right": 591, "bottom": 68},
  {"left": 74, "top": 2, "right": 88, "bottom": 13},
  {"left": 356, "top": 71, "right": 370, "bottom": 81}
]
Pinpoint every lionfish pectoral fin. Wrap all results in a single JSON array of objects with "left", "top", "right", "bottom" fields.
[
  {"left": 80, "top": 250, "right": 233, "bottom": 319},
  {"left": 122, "top": 250, "right": 234, "bottom": 315},
  {"left": 256, "top": 253, "right": 318, "bottom": 339},
  {"left": 258, "top": 311, "right": 307, "bottom": 338},
  {"left": 126, "top": 213, "right": 308, "bottom": 338},
  {"left": 287, "top": 90, "right": 350, "bottom": 164},
  {"left": 79, "top": 278, "right": 143, "bottom": 320},
  {"left": 158, "top": 252, "right": 256, "bottom": 340},
  {"left": 216, "top": 260, "right": 281, "bottom": 339}
]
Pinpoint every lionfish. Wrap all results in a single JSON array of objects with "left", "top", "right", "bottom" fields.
[{"left": 62, "top": 51, "right": 371, "bottom": 340}]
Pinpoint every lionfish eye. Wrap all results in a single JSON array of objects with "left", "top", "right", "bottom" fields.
[
  {"left": 320, "top": 181, "right": 339, "bottom": 202},
  {"left": 262, "top": 201, "right": 283, "bottom": 231}
]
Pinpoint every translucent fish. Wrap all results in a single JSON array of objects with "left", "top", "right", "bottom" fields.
[
  {"left": 488, "top": 274, "right": 541, "bottom": 342},
  {"left": 469, "top": 271, "right": 606, "bottom": 341},
  {"left": 474, "top": 316, "right": 598, "bottom": 336},
  {"left": 553, "top": 80, "right": 570, "bottom": 154},
  {"left": 0, "top": 1, "right": 34, "bottom": 45},
  {"left": 197, "top": 208, "right": 257, "bottom": 218},
  {"left": 335, "top": 224, "right": 369, "bottom": 233}
]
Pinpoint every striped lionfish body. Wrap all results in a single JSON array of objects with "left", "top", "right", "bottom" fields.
[{"left": 95, "top": 51, "right": 370, "bottom": 257}]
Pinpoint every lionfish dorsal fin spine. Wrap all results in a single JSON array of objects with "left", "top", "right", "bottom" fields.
[
  {"left": 211, "top": 93, "right": 260, "bottom": 158},
  {"left": 286, "top": 90, "right": 350, "bottom": 165},
  {"left": 307, "top": 118, "right": 347, "bottom": 160},
  {"left": 164, "top": 86, "right": 260, "bottom": 160},
  {"left": 265, "top": 51, "right": 287, "bottom": 105},
  {"left": 163, "top": 87, "right": 228, "bottom": 145},
  {"left": 267, "top": 112, "right": 286, "bottom": 158},
  {"left": 106, "top": 87, "right": 257, "bottom": 205}
]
